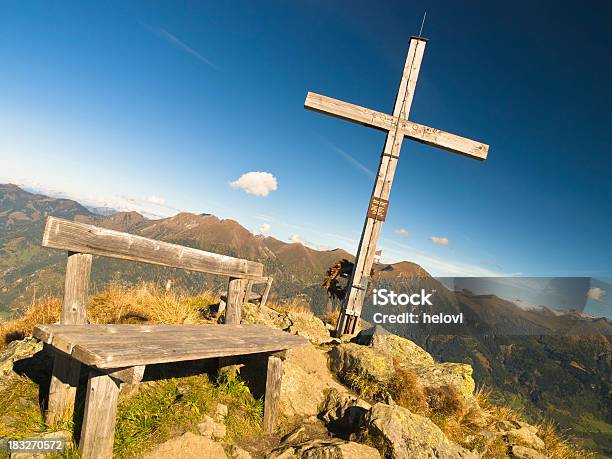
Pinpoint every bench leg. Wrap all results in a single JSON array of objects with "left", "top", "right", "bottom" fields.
[
  {"left": 47, "top": 353, "right": 81, "bottom": 426},
  {"left": 225, "top": 277, "right": 249, "bottom": 324},
  {"left": 263, "top": 354, "right": 284, "bottom": 433},
  {"left": 79, "top": 369, "right": 121, "bottom": 459}
]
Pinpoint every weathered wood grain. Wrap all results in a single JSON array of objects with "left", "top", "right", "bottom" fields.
[
  {"left": 225, "top": 277, "right": 249, "bottom": 325},
  {"left": 260, "top": 277, "right": 273, "bottom": 308},
  {"left": 43, "top": 217, "right": 264, "bottom": 279},
  {"left": 34, "top": 324, "right": 307, "bottom": 368},
  {"left": 304, "top": 92, "right": 397, "bottom": 131},
  {"left": 103, "top": 365, "right": 146, "bottom": 384},
  {"left": 263, "top": 354, "right": 283, "bottom": 433},
  {"left": 306, "top": 34, "right": 492, "bottom": 336},
  {"left": 336, "top": 37, "right": 426, "bottom": 336},
  {"left": 79, "top": 369, "right": 121, "bottom": 459},
  {"left": 305, "top": 92, "right": 488, "bottom": 160},
  {"left": 400, "top": 120, "right": 488, "bottom": 160},
  {"left": 61, "top": 252, "right": 92, "bottom": 324},
  {"left": 306, "top": 38, "right": 490, "bottom": 336},
  {"left": 46, "top": 353, "right": 81, "bottom": 426},
  {"left": 47, "top": 251, "right": 91, "bottom": 425}
]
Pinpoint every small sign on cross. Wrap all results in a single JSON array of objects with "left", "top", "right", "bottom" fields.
[{"left": 304, "top": 36, "right": 490, "bottom": 336}]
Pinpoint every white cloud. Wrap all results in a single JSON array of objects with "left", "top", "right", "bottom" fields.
[
  {"left": 146, "top": 195, "right": 166, "bottom": 205},
  {"left": 587, "top": 287, "right": 606, "bottom": 302},
  {"left": 289, "top": 234, "right": 308, "bottom": 245},
  {"left": 431, "top": 236, "right": 449, "bottom": 246},
  {"left": 394, "top": 228, "right": 410, "bottom": 238},
  {"left": 230, "top": 171, "right": 278, "bottom": 197},
  {"left": 258, "top": 223, "right": 272, "bottom": 236}
]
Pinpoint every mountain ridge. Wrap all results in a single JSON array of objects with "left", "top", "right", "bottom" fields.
[{"left": 1, "top": 183, "right": 611, "bottom": 455}]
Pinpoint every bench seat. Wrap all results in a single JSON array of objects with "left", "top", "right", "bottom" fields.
[
  {"left": 34, "top": 323, "right": 307, "bottom": 368},
  {"left": 34, "top": 323, "right": 307, "bottom": 459}
]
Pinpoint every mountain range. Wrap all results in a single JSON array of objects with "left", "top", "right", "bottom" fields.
[{"left": 1, "top": 183, "right": 610, "bottom": 455}]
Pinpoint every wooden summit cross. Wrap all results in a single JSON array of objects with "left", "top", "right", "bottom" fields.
[{"left": 304, "top": 36, "right": 490, "bottom": 336}]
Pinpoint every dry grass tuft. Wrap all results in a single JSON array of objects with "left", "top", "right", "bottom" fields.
[
  {"left": 0, "top": 282, "right": 219, "bottom": 348},
  {"left": 426, "top": 384, "right": 466, "bottom": 418},
  {"left": 536, "top": 419, "right": 594, "bottom": 459},
  {"left": 87, "top": 283, "right": 217, "bottom": 325},
  {"left": 268, "top": 296, "right": 312, "bottom": 314},
  {"left": 473, "top": 386, "right": 522, "bottom": 422},
  {"left": 343, "top": 369, "right": 384, "bottom": 402},
  {"left": 0, "top": 297, "right": 62, "bottom": 346},
  {"left": 387, "top": 366, "right": 429, "bottom": 415},
  {"left": 321, "top": 308, "right": 340, "bottom": 327}
]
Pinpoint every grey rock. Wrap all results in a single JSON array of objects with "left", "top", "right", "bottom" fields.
[
  {"left": 319, "top": 388, "right": 371, "bottom": 435},
  {"left": 232, "top": 446, "right": 252, "bottom": 459},
  {"left": 510, "top": 445, "right": 547, "bottom": 459},
  {"left": 0, "top": 338, "right": 43, "bottom": 378},
  {"left": 215, "top": 403, "right": 229, "bottom": 421},
  {"left": 364, "top": 403, "right": 477, "bottom": 459},
  {"left": 504, "top": 427, "right": 545, "bottom": 451},
  {"left": 266, "top": 438, "right": 380, "bottom": 459},
  {"left": 145, "top": 432, "right": 227, "bottom": 459},
  {"left": 197, "top": 415, "right": 226, "bottom": 439},
  {"left": 280, "top": 344, "right": 348, "bottom": 419}
]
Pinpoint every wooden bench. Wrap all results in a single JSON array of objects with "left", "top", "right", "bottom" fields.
[{"left": 35, "top": 217, "right": 307, "bottom": 459}]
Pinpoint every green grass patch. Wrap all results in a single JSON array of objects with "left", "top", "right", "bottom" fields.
[
  {"left": 0, "top": 376, "right": 46, "bottom": 437},
  {"left": 113, "top": 372, "right": 262, "bottom": 458},
  {"left": 0, "top": 370, "right": 262, "bottom": 459}
]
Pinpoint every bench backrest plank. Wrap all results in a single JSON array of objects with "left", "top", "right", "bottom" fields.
[{"left": 43, "top": 217, "right": 264, "bottom": 279}]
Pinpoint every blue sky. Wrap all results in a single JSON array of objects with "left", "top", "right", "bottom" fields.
[{"left": 1, "top": 1, "right": 611, "bottom": 277}]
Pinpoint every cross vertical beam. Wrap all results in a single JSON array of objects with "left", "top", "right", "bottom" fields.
[{"left": 335, "top": 37, "right": 427, "bottom": 335}]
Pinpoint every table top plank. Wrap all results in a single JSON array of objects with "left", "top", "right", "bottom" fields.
[{"left": 34, "top": 324, "right": 308, "bottom": 368}]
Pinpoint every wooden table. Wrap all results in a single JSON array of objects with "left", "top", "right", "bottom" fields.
[{"left": 34, "top": 323, "right": 307, "bottom": 459}]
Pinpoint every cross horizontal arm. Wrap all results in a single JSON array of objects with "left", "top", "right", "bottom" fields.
[
  {"left": 304, "top": 91, "right": 489, "bottom": 160},
  {"left": 401, "top": 120, "right": 489, "bottom": 160},
  {"left": 304, "top": 92, "right": 396, "bottom": 132}
]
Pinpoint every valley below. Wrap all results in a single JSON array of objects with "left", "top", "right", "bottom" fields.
[{"left": 1, "top": 183, "right": 611, "bottom": 456}]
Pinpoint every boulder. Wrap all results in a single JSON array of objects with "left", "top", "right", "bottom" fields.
[
  {"left": 330, "top": 329, "right": 475, "bottom": 401},
  {"left": 319, "top": 388, "right": 371, "bottom": 435},
  {"left": 364, "top": 403, "right": 477, "bottom": 459},
  {"left": 330, "top": 343, "right": 394, "bottom": 382},
  {"left": 197, "top": 414, "right": 226, "bottom": 439},
  {"left": 285, "top": 311, "right": 332, "bottom": 346},
  {"left": 241, "top": 303, "right": 333, "bottom": 346},
  {"left": 215, "top": 403, "right": 229, "bottom": 422},
  {"left": 0, "top": 337, "right": 43, "bottom": 378},
  {"left": 504, "top": 426, "right": 545, "bottom": 451},
  {"left": 510, "top": 445, "right": 547, "bottom": 459},
  {"left": 354, "top": 326, "right": 434, "bottom": 366},
  {"left": 241, "top": 304, "right": 292, "bottom": 331},
  {"left": 231, "top": 446, "right": 253, "bottom": 459},
  {"left": 281, "top": 426, "right": 308, "bottom": 444},
  {"left": 410, "top": 362, "right": 475, "bottom": 401},
  {"left": 280, "top": 344, "right": 348, "bottom": 419},
  {"left": 145, "top": 432, "right": 227, "bottom": 459},
  {"left": 266, "top": 438, "right": 380, "bottom": 459}
]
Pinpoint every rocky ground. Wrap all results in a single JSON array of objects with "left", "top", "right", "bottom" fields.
[{"left": 0, "top": 302, "right": 573, "bottom": 458}]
